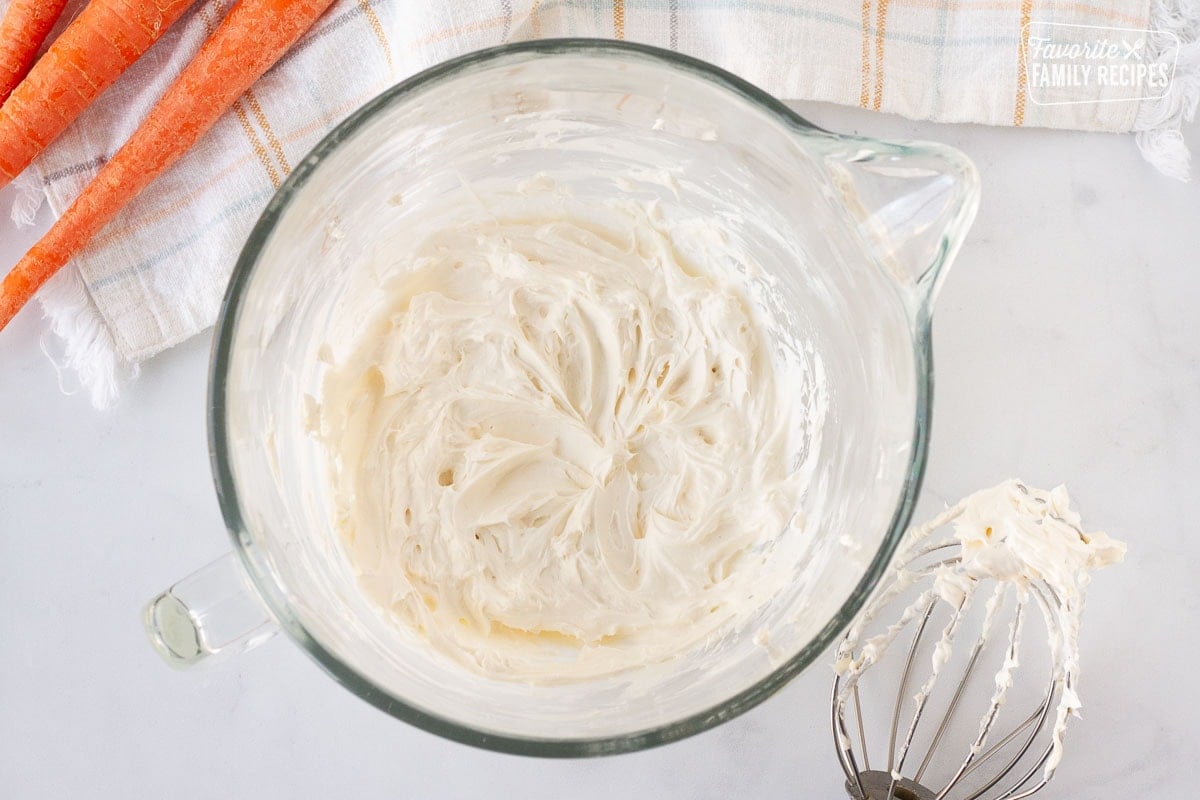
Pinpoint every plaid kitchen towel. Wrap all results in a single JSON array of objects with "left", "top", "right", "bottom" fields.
[{"left": 5, "top": 0, "right": 1197, "bottom": 407}]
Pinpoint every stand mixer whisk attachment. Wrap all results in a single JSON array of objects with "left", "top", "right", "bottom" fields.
[{"left": 830, "top": 481, "right": 1125, "bottom": 800}]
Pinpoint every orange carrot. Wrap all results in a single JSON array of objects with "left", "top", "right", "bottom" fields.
[
  {"left": 0, "top": 0, "right": 197, "bottom": 189},
  {"left": 0, "top": 0, "right": 335, "bottom": 331},
  {"left": 0, "top": 0, "right": 68, "bottom": 105}
]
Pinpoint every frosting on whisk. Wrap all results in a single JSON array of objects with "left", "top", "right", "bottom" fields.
[{"left": 835, "top": 480, "right": 1125, "bottom": 786}]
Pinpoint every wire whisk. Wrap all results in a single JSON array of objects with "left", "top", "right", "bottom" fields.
[{"left": 830, "top": 481, "right": 1124, "bottom": 800}]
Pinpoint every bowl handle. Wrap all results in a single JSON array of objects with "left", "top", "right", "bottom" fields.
[{"left": 142, "top": 552, "right": 277, "bottom": 668}]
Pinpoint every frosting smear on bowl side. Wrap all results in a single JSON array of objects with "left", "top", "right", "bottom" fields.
[{"left": 316, "top": 200, "right": 807, "bottom": 681}]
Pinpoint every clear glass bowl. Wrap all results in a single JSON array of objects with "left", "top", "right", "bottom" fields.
[{"left": 146, "top": 39, "right": 978, "bottom": 756}]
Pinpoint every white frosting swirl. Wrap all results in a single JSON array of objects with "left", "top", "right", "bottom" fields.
[{"left": 318, "top": 202, "right": 804, "bottom": 680}]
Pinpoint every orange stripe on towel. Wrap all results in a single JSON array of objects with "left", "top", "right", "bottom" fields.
[
  {"left": 873, "top": 0, "right": 891, "bottom": 111},
  {"left": 1014, "top": 0, "right": 1033, "bottom": 125},
  {"left": 859, "top": 0, "right": 872, "bottom": 108}
]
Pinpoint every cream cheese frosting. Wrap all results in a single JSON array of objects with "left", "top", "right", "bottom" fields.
[
  {"left": 942, "top": 482, "right": 1125, "bottom": 774},
  {"left": 316, "top": 199, "right": 806, "bottom": 680},
  {"left": 835, "top": 480, "right": 1125, "bottom": 783}
]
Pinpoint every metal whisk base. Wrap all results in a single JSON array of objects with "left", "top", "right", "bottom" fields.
[{"left": 846, "top": 770, "right": 937, "bottom": 800}]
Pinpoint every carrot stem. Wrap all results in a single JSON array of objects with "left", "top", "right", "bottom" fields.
[
  {"left": 0, "top": 0, "right": 335, "bottom": 331},
  {"left": 0, "top": 0, "right": 198, "bottom": 189},
  {"left": 0, "top": 0, "right": 68, "bottom": 105}
]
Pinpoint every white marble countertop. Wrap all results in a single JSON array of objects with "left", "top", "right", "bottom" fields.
[{"left": 1, "top": 101, "right": 1197, "bottom": 798}]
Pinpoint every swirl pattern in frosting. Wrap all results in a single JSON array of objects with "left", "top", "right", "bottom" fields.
[{"left": 318, "top": 202, "right": 805, "bottom": 680}]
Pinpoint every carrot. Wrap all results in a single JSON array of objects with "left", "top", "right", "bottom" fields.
[
  {"left": 0, "top": 0, "right": 68, "bottom": 105},
  {"left": 0, "top": 0, "right": 335, "bottom": 331},
  {"left": 0, "top": 0, "right": 197, "bottom": 189}
]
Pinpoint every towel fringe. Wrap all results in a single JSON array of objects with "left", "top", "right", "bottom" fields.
[
  {"left": 36, "top": 267, "right": 135, "bottom": 410},
  {"left": 1136, "top": 0, "right": 1200, "bottom": 180}
]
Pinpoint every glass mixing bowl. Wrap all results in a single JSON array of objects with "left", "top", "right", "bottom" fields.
[{"left": 144, "top": 39, "right": 978, "bottom": 756}]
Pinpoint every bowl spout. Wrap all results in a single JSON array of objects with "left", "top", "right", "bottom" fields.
[{"left": 823, "top": 138, "right": 980, "bottom": 313}]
